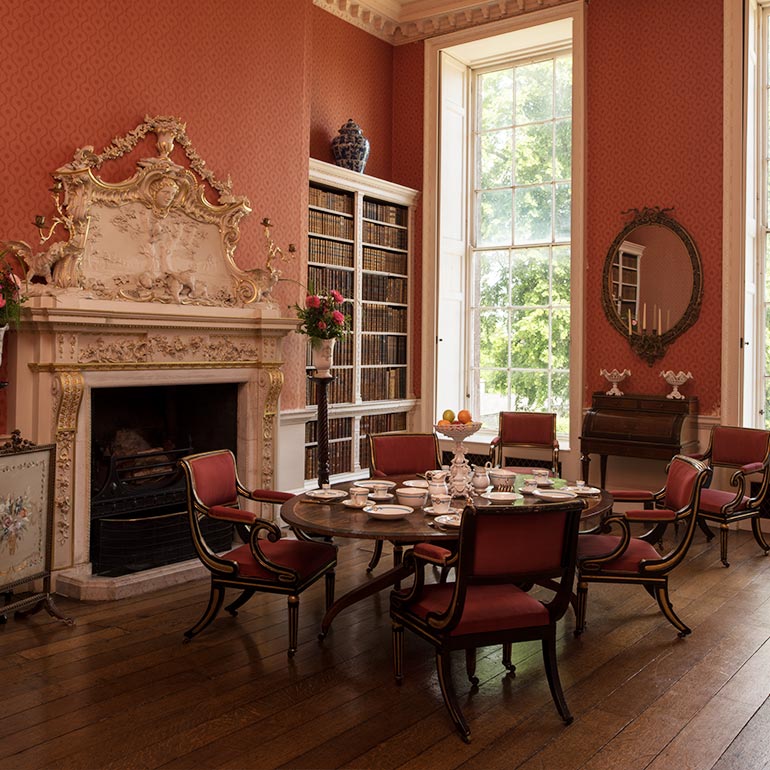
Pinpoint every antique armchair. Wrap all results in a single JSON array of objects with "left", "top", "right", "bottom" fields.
[
  {"left": 688, "top": 425, "right": 770, "bottom": 567},
  {"left": 488, "top": 411, "right": 560, "bottom": 474},
  {"left": 179, "top": 449, "right": 337, "bottom": 656},
  {"left": 365, "top": 431, "right": 443, "bottom": 572},
  {"left": 390, "top": 499, "right": 585, "bottom": 742},
  {"left": 575, "top": 455, "right": 711, "bottom": 638}
]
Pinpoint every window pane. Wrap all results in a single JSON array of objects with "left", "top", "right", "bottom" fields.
[
  {"left": 479, "top": 370, "right": 510, "bottom": 428},
  {"left": 510, "top": 308, "right": 549, "bottom": 368},
  {"left": 551, "top": 308, "right": 571, "bottom": 368},
  {"left": 510, "top": 370, "right": 549, "bottom": 411},
  {"left": 480, "top": 68, "right": 514, "bottom": 130},
  {"left": 551, "top": 370, "right": 570, "bottom": 434},
  {"left": 552, "top": 245, "right": 571, "bottom": 304},
  {"left": 554, "top": 183, "right": 571, "bottom": 242},
  {"left": 475, "top": 250, "right": 510, "bottom": 306},
  {"left": 478, "top": 189, "right": 512, "bottom": 246},
  {"left": 479, "top": 308, "right": 508, "bottom": 369},
  {"left": 511, "top": 247, "right": 549, "bottom": 305},
  {"left": 514, "top": 185, "right": 552, "bottom": 244},
  {"left": 554, "top": 119, "right": 571, "bottom": 179},
  {"left": 515, "top": 60, "right": 553, "bottom": 123},
  {"left": 514, "top": 123, "right": 553, "bottom": 184},
  {"left": 480, "top": 129, "right": 513, "bottom": 188},
  {"left": 555, "top": 56, "right": 572, "bottom": 118}
]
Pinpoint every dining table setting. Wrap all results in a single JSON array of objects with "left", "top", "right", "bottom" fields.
[{"left": 280, "top": 468, "right": 613, "bottom": 637}]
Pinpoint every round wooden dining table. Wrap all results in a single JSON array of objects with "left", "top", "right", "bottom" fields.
[{"left": 281, "top": 477, "right": 613, "bottom": 636}]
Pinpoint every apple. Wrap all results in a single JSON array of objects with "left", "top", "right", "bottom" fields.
[{"left": 442, "top": 409, "right": 456, "bottom": 422}]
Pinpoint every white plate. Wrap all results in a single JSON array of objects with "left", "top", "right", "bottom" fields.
[
  {"left": 403, "top": 479, "right": 429, "bottom": 488},
  {"left": 480, "top": 491, "right": 524, "bottom": 502},
  {"left": 423, "top": 506, "right": 461, "bottom": 516},
  {"left": 342, "top": 498, "right": 368, "bottom": 508},
  {"left": 433, "top": 513, "right": 462, "bottom": 528},
  {"left": 305, "top": 488, "right": 347, "bottom": 501},
  {"left": 364, "top": 504, "right": 413, "bottom": 520},
  {"left": 532, "top": 488, "right": 578, "bottom": 501},
  {"left": 355, "top": 480, "right": 397, "bottom": 491},
  {"left": 562, "top": 485, "right": 601, "bottom": 496}
]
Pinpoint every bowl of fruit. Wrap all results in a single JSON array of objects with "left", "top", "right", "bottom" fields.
[{"left": 434, "top": 409, "right": 482, "bottom": 440}]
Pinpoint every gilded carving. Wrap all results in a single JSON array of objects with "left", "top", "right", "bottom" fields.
[
  {"left": 5, "top": 116, "right": 293, "bottom": 308},
  {"left": 53, "top": 372, "right": 84, "bottom": 546},
  {"left": 259, "top": 367, "right": 284, "bottom": 490}
]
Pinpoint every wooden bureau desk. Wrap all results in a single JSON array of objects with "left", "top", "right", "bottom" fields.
[{"left": 580, "top": 392, "right": 698, "bottom": 488}]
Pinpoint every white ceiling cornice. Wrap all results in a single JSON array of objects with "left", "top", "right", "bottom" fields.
[{"left": 313, "top": 0, "right": 577, "bottom": 45}]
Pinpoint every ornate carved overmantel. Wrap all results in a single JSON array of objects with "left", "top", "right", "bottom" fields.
[{"left": 4, "top": 118, "right": 298, "bottom": 598}]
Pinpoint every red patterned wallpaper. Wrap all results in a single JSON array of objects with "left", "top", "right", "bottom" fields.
[
  {"left": 0, "top": 0, "right": 312, "bottom": 423},
  {"left": 584, "top": 0, "right": 723, "bottom": 415},
  {"left": 310, "top": 6, "right": 394, "bottom": 180}
]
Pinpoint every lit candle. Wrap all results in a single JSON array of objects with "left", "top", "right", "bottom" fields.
[
  {"left": 642, "top": 303, "right": 647, "bottom": 332},
  {"left": 627, "top": 308, "right": 632, "bottom": 336}
]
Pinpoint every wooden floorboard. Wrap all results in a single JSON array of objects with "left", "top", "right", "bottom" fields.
[{"left": 2, "top": 531, "right": 770, "bottom": 769}]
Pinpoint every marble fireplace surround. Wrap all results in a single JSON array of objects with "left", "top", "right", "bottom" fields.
[{"left": 4, "top": 117, "right": 297, "bottom": 600}]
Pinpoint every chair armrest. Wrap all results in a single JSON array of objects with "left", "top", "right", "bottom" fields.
[
  {"left": 578, "top": 514, "right": 632, "bottom": 571},
  {"left": 247, "top": 488, "right": 294, "bottom": 504},
  {"left": 413, "top": 542, "right": 453, "bottom": 566},
  {"left": 247, "top": 520, "right": 300, "bottom": 582},
  {"left": 208, "top": 505, "right": 259, "bottom": 525},
  {"left": 739, "top": 461, "right": 764, "bottom": 475}
]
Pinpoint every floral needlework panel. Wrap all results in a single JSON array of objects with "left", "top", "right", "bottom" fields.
[{"left": 0, "top": 450, "right": 51, "bottom": 584}]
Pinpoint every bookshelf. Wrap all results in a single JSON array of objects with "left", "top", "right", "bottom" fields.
[
  {"left": 303, "top": 159, "right": 420, "bottom": 482},
  {"left": 610, "top": 240, "right": 644, "bottom": 321}
]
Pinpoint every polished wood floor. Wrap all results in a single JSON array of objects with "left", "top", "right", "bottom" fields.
[{"left": 3, "top": 527, "right": 770, "bottom": 770}]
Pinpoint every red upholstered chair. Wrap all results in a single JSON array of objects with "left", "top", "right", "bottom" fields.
[
  {"left": 390, "top": 499, "right": 585, "bottom": 742},
  {"left": 575, "top": 455, "right": 711, "bottom": 638},
  {"left": 365, "top": 431, "right": 443, "bottom": 572},
  {"left": 488, "top": 411, "right": 560, "bottom": 474},
  {"left": 368, "top": 431, "right": 442, "bottom": 478},
  {"left": 688, "top": 425, "right": 770, "bottom": 567},
  {"left": 179, "top": 450, "right": 337, "bottom": 657}
]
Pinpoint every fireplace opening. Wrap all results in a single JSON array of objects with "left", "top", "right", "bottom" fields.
[{"left": 90, "top": 383, "right": 238, "bottom": 576}]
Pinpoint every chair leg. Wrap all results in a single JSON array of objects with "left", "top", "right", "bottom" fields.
[
  {"left": 541, "top": 634, "right": 573, "bottom": 725},
  {"left": 502, "top": 642, "right": 515, "bottom": 674},
  {"left": 287, "top": 595, "right": 299, "bottom": 657},
  {"left": 698, "top": 517, "right": 715, "bottom": 542},
  {"left": 224, "top": 588, "right": 254, "bottom": 616},
  {"left": 367, "top": 541, "right": 383, "bottom": 573},
  {"left": 750, "top": 516, "right": 770, "bottom": 555},
  {"left": 392, "top": 621, "right": 404, "bottom": 682},
  {"left": 324, "top": 570, "right": 336, "bottom": 611},
  {"left": 465, "top": 648, "right": 478, "bottom": 686},
  {"left": 436, "top": 650, "right": 471, "bottom": 743},
  {"left": 184, "top": 582, "right": 225, "bottom": 641},
  {"left": 718, "top": 523, "right": 730, "bottom": 568},
  {"left": 574, "top": 579, "right": 588, "bottom": 637},
  {"left": 639, "top": 522, "right": 667, "bottom": 547},
  {"left": 651, "top": 582, "right": 690, "bottom": 637}
]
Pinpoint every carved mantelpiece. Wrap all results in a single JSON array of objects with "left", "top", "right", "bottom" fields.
[{"left": 3, "top": 118, "right": 298, "bottom": 599}]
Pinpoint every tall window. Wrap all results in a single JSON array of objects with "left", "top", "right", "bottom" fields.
[{"left": 470, "top": 53, "right": 573, "bottom": 433}]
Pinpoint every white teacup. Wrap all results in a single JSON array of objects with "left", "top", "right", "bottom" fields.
[
  {"left": 431, "top": 493, "right": 452, "bottom": 514},
  {"left": 349, "top": 486, "right": 369, "bottom": 507}
]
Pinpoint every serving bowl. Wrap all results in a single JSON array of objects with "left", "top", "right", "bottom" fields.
[{"left": 396, "top": 487, "right": 428, "bottom": 507}]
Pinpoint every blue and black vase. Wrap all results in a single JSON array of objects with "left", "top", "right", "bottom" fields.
[{"left": 331, "top": 119, "right": 370, "bottom": 173}]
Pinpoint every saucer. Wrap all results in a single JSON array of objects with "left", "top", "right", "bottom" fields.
[
  {"left": 562, "top": 485, "right": 601, "bottom": 496},
  {"left": 369, "top": 493, "right": 394, "bottom": 502},
  {"left": 304, "top": 488, "right": 347, "bottom": 502},
  {"left": 342, "top": 498, "right": 368, "bottom": 508},
  {"left": 433, "top": 513, "right": 462, "bottom": 528},
  {"left": 403, "top": 479, "right": 429, "bottom": 488},
  {"left": 532, "top": 488, "right": 577, "bottom": 501},
  {"left": 480, "top": 491, "right": 523, "bottom": 502},
  {"left": 364, "top": 504, "right": 413, "bottom": 520},
  {"left": 423, "top": 506, "right": 461, "bottom": 516},
  {"left": 355, "top": 480, "right": 396, "bottom": 490}
]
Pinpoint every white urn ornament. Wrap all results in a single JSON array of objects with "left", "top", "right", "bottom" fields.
[
  {"left": 311, "top": 338, "right": 336, "bottom": 379},
  {"left": 661, "top": 370, "right": 692, "bottom": 400},
  {"left": 600, "top": 368, "right": 631, "bottom": 396}
]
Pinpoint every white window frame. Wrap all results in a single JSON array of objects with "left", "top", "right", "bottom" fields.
[{"left": 421, "top": 2, "right": 585, "bottom": 452}]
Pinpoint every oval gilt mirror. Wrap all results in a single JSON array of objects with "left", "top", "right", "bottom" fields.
[{"left": 602, "top": 207, "right": 703, "bottom": 365}]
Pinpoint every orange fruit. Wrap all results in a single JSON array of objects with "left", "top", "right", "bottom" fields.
[
  {"left": 437, "top": 418, "right": 451, "bottom": 426},
  {"left": 457, "top": 409, "right": 472, "bottom": 424}
]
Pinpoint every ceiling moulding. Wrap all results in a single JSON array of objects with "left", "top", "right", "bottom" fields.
[{"left": 313, "top": 0, "right": 576, "bottom": 44}]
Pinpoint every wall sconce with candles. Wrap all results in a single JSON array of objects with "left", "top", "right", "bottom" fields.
[{"left": 602, "top": 207, "right": 703, "bottom": 366}]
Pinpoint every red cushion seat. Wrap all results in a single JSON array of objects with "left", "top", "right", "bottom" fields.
[
  {"left": 698, "top": 488, "right": 749, "bottom": 514},
  {"left": 226, "top": 539, "right": 337, "bottom": 580},
  {"left": 578, "top": 533, "right": 661, "bottom": 572}
]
